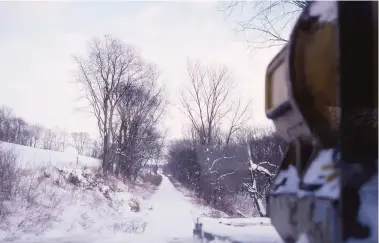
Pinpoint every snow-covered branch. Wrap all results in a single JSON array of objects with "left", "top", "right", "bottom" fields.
[
  {"left": 217, "top": 168, "right": 239, "bottom": 180},
  {"left": 209, "top": 156, "right": 236, "bottom": 171},
  {"left": 258, "top": 161, "right": 276, "bottom": 167},
  {"left": 242, "top": 182, "right": 264, "bottom": 198},
  {"left": 236, "top": 210, "right": 248, "bottom": 218},
  {"left": 246, "top": 143, "right": 275, "bottom": 177},
  {"left": 249, "top": 163, "right": 273, "bottom": 177}
]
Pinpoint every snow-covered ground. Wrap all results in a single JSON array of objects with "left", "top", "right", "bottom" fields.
[
  {"left": 140, "top": 175, "right": 212, "bottom": 243},
  {"left": 0, "top": 142, "right": 100, "bottom": 169},
  {"left": 0, "top": 142, "right": 283, "bottom": 243},
  {"left": 197, "top": 217, "right": 282, "bottom": 243}
]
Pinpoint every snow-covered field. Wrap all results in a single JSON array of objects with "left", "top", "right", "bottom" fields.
[
  {"left": 0, "top": 142, "right": 283, "bottom": 243},
  {"left": 0, "top": 142, "right": 100, "bottom": 170}
]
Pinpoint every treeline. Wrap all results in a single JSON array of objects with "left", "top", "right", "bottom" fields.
[
  {"left": 0, "top": 106, "right": 101, "bottom": 157},
  {"left": 165, "top": 128, "right": 286, "bottom": 216},
  {"left": 163, "top": 60, "right": 287, "bottom": 217},
  {"left": 74, "top": 35, "right": 166, "bottom": 181}
]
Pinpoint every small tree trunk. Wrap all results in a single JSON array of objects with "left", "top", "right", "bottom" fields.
[
  {"left": 247, "top": 143, "right": 267, "bottom": 217},
  {"left": 102, "top": 132, "right": 109, "bottom": 175},
  {"left": 249, "top": 170, "right": 267, "bottom": 217}
]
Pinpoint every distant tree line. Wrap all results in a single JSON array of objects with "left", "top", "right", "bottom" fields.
[{"left": 0, "top": 106, "right": 101, "bottom": 157}]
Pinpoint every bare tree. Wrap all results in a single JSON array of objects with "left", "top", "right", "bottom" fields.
[
  {"left": 90, "top": 139, "right": 103, "bottom": 158},
  {"left": 0, "top": 107, "right": 70, "bottom": 152},
  {"left": 180, "top": 60, "right": 250, "bottom": 147},
  {"left": 0, "top": 142, "right": 18, "bottom": 205},
  {"left": 13, "top": 117, "right": 28, "bottom": 145},
  {"left": 114, "top": 74, "right": 167, "bottom": 180},
  {"left": 243, "top": 143, "right": 274, "bottom": 217},
  {"left": 225, "top": 99, "right": 251, "bottom": 146},
  {"left": 0, "top": 113, "right": 34, "bottom": 147},
  {"left": 166, "top": 139, "right": 201, "bottom": 192},
  {"left": 219, "top": 0, "right": 308, "bottom": 49},
  {"left": 239, "top": 128, "right": 286, "bottom": 216},
  {"left": 54, "top": 129, "right": 68, "bottom": 152},
  {"left": 29, "top": 124, "right": 43, "bottom": 148},
  {"left": 0, "top": 106, "right": 14, "bottom": 142},
  {"left": 74, "top": 35, "right": 149, "bottom": 174},
  {"left": 71, "top": 132, "right": 90, "bottom": 155},
  {"left": 42, "top": 129, "right": 56, "bottom": 150}
]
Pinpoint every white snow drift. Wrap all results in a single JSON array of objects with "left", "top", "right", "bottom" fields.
[{"left": 0, "top": 142, "right": 283, "bottom": 243}]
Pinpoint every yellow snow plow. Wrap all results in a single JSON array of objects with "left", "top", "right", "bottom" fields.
[
  {"left": 265, "top": 1, "right": 377, "bottom": 243},
  {"left": 193, "top": 1, "right": 377, "bottom": 243}
]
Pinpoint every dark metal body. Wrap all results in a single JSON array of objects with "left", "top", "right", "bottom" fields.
[{"left": 266, "top": 1, "right": 377, "bottom": 243}]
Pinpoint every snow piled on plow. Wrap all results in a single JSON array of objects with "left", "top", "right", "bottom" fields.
[{"left": 198, "top": 217, "right": 283, "bottom": 243}]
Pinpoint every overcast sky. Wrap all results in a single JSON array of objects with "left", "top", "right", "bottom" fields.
[{"left": 0, "top": 1, "right": 288, "bottom": 140}]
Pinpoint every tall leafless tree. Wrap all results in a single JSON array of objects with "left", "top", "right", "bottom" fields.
[
  {"left": 180, "top": 60, "right": 251, "bottom": 147},
  {"left": 114, "top": 74, "right": 167, "bottom": 180},
  {"left": 219, "top": 0, "right": 308, "bottom": 50},
  {"left": 225, "top": 99, "right": 251, "bottom": 146},
  {"left": 74, "top": 35, "right": 150, "bottom": 174}
]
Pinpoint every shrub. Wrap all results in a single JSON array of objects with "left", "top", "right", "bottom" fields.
[
  {"left": 113, "top": 220, "right": 147, "bottom": 233},
  {"left": 67, "top": 172, "right": 81, "bottom": 186},
  {"left": 141, "top": 174, "right": 162, "bottom": 187},
  {"left": 128, "top": 198, "right": 140, "bottom": 212},
  {"left": 0, "top": 144, "right": 18, "bottom": 215}
]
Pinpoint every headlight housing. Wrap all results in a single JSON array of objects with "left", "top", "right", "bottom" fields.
[{"left": 265, "top": 1, "right": 339, "bottom": 149}]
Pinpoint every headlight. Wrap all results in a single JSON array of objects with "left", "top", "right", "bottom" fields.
[{"left": 265, "top": 46, "right": 312, "bottom": 143}]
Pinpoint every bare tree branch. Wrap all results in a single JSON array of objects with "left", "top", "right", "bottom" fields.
[
  {"left": 180, "top": 60, "right": 249, "bottom": 147},
  {"left": 219, "top": 0, "right": 308, "bottom": 50}
]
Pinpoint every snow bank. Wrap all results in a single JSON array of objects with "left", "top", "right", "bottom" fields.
[
  {"left": 0, "top": 142, "right": 155, "bottom": 242},
  {"left": 1, "top": 142, "right": 100, "bottom": 169},
  {"left": 203, "top": 217, "right": 272, "bottom": 227},
  {"left": 0, "top": 142, "right": 283, "bottom": 243},
  {"left": 198, "top": 217, "right": 283, "bottom": 243},
  {"left": 0, "top": 165, "right": 154, "bottom": 242},
  {"left": 347, "top": 173, "right": 378, "bottom": 243}
]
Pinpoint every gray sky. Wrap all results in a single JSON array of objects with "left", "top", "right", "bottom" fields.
[{"left": 0, "top": 1, "right": 285, "bottom": 140}]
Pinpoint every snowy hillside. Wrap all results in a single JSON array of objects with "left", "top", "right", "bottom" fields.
[
  {"left": 0, "top": 142, "right": 100, "bottom": 169},
  {"left": 0, "top": 142, "right": 283, "bottom": 243},
  {"left": 0, "top": 142, "right": 153, "bottom": 242}
]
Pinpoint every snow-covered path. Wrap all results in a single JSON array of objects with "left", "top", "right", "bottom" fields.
[
  {"left": 1, "top": 142, "right": 283, "bottom": 243},
  {"left": 142, "top": 175, "right": 202, "bottom": 242},
  {"left": 141, "top": 174, "right": 283, "bottom": 243}
]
